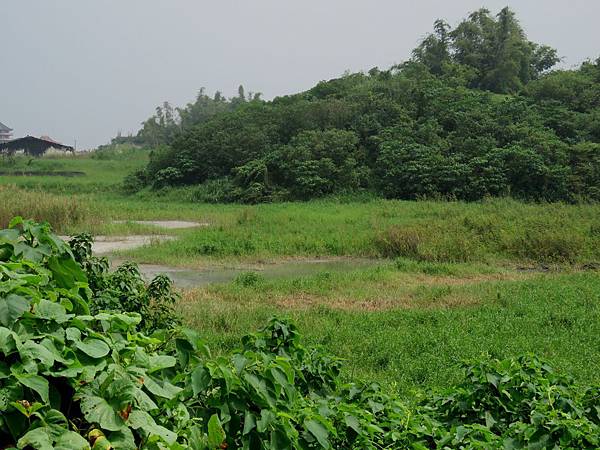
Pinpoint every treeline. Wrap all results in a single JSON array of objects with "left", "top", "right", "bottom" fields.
[
  {"left": 108, "top": 86, "right": 261, "bottom": 148},
  {"left": 126, "top": 7, "right": 600, "bottom": 203}
]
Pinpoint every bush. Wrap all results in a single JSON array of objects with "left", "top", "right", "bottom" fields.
[
  {"left": 506, "top": 227, "right": 585, "bottom": 264},
  {"left": 189, "top": 177, "right": 237, "bottom": 203},
  {"left": 375, "top": 224, "right": 481, "bottom": 262},
  {"left": 374, "top": 225, "right": 425, "bottom": 258},
  {"left": 70, "top": 232, "right": 180, "bottom": 332},
  {"left": 233, "top": 271, "right": 265, "bottom": 287}
]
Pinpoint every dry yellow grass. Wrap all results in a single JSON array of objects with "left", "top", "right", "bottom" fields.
[
  {"left": 176, "top": 270, "right": 533, "bottom": 313},
  {"left": 0, "top": 185, "right": 99, "bottom": 233}
]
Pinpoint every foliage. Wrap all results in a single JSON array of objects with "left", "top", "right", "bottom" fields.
[
  {"left": 1, "top": 218, "right": 599, "bottom": 449},
  {"left": 128, "top": 8, "right": 600, "bottom": 203},
  {"left": 414, "top": 8, "right": 559, "bottom": 92},
  {"left": 115, "top": 87, "right": 262, "bottom": 149},
  {"left": 69, "top": 232, "right": 180, "bottom": 333}
]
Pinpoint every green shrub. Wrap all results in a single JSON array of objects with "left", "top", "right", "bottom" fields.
[
  {"left": 506, "top": 227, "right": 585, "bottom": 263},
  {"left": 189, "top": 178, "right": 237, "bottom": 203},
  {"left": 70, "top": 232, "right": 180, "bottom": 332},
  {"left": 374, "top": 225, "right": 425, "bottom": 258},
  {"left": 419, "top": 231, "right": 482, "bottom": 263},
  {"left": 234, "top": 271, "right": 265, "bottom": 287},
  {"left": 376, "top": 224, "right": 481, "bottom": 262}
]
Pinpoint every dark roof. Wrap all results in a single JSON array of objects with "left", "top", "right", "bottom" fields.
[
  {"left": 0, "top": 135, "right": 74, "bottom": 154},
  {"left": 0, "top": 122, "right": 12, "bottom": 132}
]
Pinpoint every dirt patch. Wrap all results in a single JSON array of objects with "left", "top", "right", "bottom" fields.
[
  {"left": 112, "top": 220, "right": 208, "bottom": 229},
  {"left": 92, "top": 235, "right": 175, "bottom": 255},
  {"left": 273, "top": 292, "right": 482, "bottom": 311},
  {"left": 177, "top": 270, "right": 533, "bottom": 312}
]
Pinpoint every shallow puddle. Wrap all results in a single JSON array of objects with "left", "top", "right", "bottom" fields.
[
  {"left": 132, "top": 258, "right": 381, "bottom": 288},
  {"left": 72, "top": 220, "right": 380, "bottom": 287}
]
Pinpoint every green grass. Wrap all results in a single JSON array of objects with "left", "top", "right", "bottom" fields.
[
  {"left": 109, "top": 197, "right": 600, "bottom": 267},
  {"left": 0, "top": 148, "right": 148, "bottom": 194},
  {"left": 177, "top": 267, "right": 600, "bottom": 396}
]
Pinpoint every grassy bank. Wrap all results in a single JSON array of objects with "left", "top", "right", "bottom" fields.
[
  {"left": 177, "top": 265, "right": 600, "bottom": 395},
  {"left": 1, "top": 179, "right": 599, "bottom": 267},
  {"left": 113, "top": 197, "right": 600, "bottom": 267}
]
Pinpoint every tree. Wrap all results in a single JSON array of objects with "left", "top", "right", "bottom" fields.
[{"left": 413, "top": 19, "right": 452, "bottom": 75}]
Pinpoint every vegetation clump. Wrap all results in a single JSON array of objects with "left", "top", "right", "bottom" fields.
[
  {"left": 0, "top": 185, "right": 94, "bottom": 232},
  {"left": 123, "top": 7, "right": 600, "bottom": 204},
  {"left": 0, "top": 217, "right": 599, "bottom": 448}
]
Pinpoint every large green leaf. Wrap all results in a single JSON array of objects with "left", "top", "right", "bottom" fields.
[
  {"left": 147, "top": 355, "right": 177, "bottom": 373},
  {"left": 79, "top": 395, "right": 124, "bottom": 432},
  {"left": 18, "top": 340, "right": 56, "bottom": 368},
  {"left": 76, "top": 338, "right": 110, "bottom": 359},
  {"left": 0, "top": 294, "right": 30, "bottom": 327},
  {"left": 17, "top": 427, "right": 53, "bottom": 450},
  {"left": 207, "top": 414, "right": 226, "bottom": 449},
  {"left": 35, "top": 299, "right": 71, "bottom": 323},
  {"left": 106, "top": 429, "right": 136, "bottom": 450},
  {"left": 304, "top": 419, "right": 330, "bottom": 449},
  {"left": 191, "top": 366, "right": 211, "bottom": 396},
  {"left": 143, "top": 376, "right": 182, "bottom": 400},
  {"left": 54, "top": 431, "right": 90, "bottom": 450},
  {"left": 47, "top": 256, "right": 87, "bottom": 289},
  {"left": 128, "top": 410, "right": 176, "bottom": 445},
  {"left": 0, "top": 327, "right": 18, "bottom": 354},
  {"left": 13, "top": 373, "right": 49, "bottom": 403}
]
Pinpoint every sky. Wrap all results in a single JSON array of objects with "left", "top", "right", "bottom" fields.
[{"left": 1, "top": 1, "right": 599, "bottom": 149}]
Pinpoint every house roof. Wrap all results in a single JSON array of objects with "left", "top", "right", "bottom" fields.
[
  {"left": 0, "top": 135, "right": 74, "bottom": 153},
  {"left": 0, "top": 122, "right": 12, "bottom": 133}
]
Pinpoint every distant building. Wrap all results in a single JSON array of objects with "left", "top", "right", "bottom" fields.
[
  {"left": 0, "top": 135, "right": 74, "bottom": 156},
  {"left": 0, "top": 122, "right": 12, "bottom": 143}
]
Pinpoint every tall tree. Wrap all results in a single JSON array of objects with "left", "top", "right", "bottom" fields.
[{"left": 413, "top": 19, "right": 451, "bottom": 75}]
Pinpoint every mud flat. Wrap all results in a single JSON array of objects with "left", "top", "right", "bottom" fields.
[
  {"left": 130, "top": 258, "right": 381, "bottom": 288},
  {"left": 91, "top": 235, "right": 175, "bottom": 255}
]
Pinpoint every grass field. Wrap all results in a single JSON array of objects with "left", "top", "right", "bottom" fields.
[
  {"left": 178, "top": 268, "right": 600, "bottom": 393},
  {"left": 1, "top": 150, "right": 599, "bottom": 397},
  {"left": 0, "top": 147, "right": 148, "bottom": 193}
]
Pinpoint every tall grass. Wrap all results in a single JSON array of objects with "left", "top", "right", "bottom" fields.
[
  {"left": 373, "top": 199, "right": 600, "bottom": 264},
  {"left": 114, "top": 197, "right": 600, "bottom": 266},
  {"left": 0, "top": 185, "right": 98, "bottom": 233}
]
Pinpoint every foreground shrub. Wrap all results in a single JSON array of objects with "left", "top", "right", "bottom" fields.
[
  {"left": 0, "top": 218, "right": 598, "bottom": 448},
  {"left": 69, "top": 232, "right": 180, "bottom": 332}
]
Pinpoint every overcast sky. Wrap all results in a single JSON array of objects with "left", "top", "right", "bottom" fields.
[{"left": 2, "top": 1, "right": 599, "bottom": 149}]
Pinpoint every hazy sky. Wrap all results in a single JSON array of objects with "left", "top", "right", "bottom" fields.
[{"left": 2, "top": 1, "right": 599, "bottom": 149}]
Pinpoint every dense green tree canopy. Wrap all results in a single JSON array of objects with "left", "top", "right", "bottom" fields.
[{"left": 124, "top": 7, "right": 600, "bottom": 203}]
